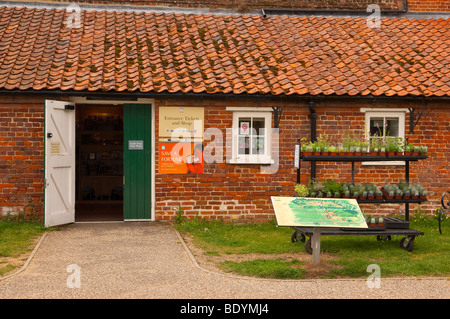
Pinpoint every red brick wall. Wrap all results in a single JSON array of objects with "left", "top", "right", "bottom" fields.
[
  {"left": 409, "top": 0, "right": 450, "bottom": 12},
  {"left": 0, "top": 95, "right": 46, "bottom": 218},
  {"left": 154, "top": 97, "right": 449, "bottom": 222},
  {"left": 43, "top": 0, "right": 402, "bottom": 11},
  {"left": 0, "top": 94, "right": 447, "bottom": 222}
]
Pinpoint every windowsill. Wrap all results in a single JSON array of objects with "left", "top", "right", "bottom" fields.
[{"left": 228, "top": 157, "right": 274, "bottom": 165}]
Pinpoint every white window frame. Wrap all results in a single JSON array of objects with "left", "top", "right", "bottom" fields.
[
  {"left": 228, "top": 109, "right": 273, "bottom": 164},
  {"left": 361, "top": 108, "right": 408, "bottom": 166}
]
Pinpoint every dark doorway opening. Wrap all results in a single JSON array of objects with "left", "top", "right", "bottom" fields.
[{"left": 75, "top": 104, "right": 124, "bottom": 221}]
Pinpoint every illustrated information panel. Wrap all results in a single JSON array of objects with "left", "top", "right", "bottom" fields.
[{"left": 271, "top": 197, "right": 368, "bottom": 228}]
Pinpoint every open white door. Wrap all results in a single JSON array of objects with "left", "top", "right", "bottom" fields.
[{"left": 44, "top": 100, "right": 76, "bottom": 227}]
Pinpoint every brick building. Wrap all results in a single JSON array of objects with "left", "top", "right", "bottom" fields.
[{"left": 0, "top": 2, "right": 448, "bottom": 226}]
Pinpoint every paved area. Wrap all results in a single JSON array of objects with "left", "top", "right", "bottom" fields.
[{"left": 0, "top": 222, "right": 448, "bottom": 299}]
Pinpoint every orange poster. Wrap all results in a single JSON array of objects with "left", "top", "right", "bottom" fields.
[{"left": 159, "top": 143, "right": 204, "bottom": 174}]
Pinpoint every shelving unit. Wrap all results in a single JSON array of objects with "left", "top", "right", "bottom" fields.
[{"left": 292, "top": 143, "right": 427, "bottom": 252}]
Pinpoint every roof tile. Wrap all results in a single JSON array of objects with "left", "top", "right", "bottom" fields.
[{"left": 0, "top": 6, "right": 448, "bottom": 97}]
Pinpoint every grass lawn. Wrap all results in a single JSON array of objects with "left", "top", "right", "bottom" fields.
[
  {"left": 175, "top": 213, "right": 450, "bottom": 280},
  {"left": 0, "top": 219, "right": 47, "bottom": 277}
]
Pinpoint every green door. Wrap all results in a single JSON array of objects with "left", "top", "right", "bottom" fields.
[{"left": 123, "top": 104, "right": 152, "bottom": 220}]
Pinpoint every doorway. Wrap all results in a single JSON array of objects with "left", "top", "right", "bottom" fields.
[{"left": 75, "top": 104, "right": 124, "bottom": 221}]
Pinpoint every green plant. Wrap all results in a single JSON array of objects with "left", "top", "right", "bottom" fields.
[
  {"left": 295, "top": 184, "right": 309, "bottom": 197},
  {"left": 419, "top": 146, "right": 428, "bottom": 155},
  {"left": 323, "top": 179, "right": 341, "bottom": 195},
  {"left": 175, "top": 204, "right": 185, "bottom": 224},
  {"left": 385, "top": 137, "right": 402, "bottom": 152},
  {"left": 316, "top": 134, "right": 330, "bottom": 150}
]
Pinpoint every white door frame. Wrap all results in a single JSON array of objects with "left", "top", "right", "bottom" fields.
[{"left": 69, "top": 97, "right": 156, "bottom": 221}]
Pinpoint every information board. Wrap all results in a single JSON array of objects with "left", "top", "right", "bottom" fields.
[{"left": 271, "top": 197, "right": 367, "bottom": 228}]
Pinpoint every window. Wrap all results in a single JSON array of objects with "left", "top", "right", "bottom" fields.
[
  {"left": 362, "top": 108, "right": 407, "bottom": 165},
  {"left": 230, "top": 111, "right": 273, "bottom": 164}
]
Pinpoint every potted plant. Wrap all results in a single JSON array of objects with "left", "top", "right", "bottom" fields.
[
  {"left": 338, "top": 145, "right": 345, "bottom": 156},
  {"left": 328, "top": 145, "right": 337, "bottom": 156},
  {"left": 367, "top": 190, "right": 374, "bottom": 200},
  {"left": 385, "top": 137, "right": 398, "bottom": 156},
  {"left": 313, "top": 145, "right": 321, "bottom": 156},
  {"left": 412, "top": 146, "right": 420, "bottom": 156},
  {"left": 369, "top": 142, "right": 378, "bottom": 156},
  {"left": 302, "top": 142, "right": 314, "bottom": 156},
  {"left": 369, "top": 217, "right": 376, "bottom": 227},
  {"left": 375, "top": 189, "right": 383, "bottom": 200},
  {"left": 344, "top": 190, "right": 350, "bottom": 198},
  {"left": 378, "top": 217, "right": 385, "bottom": 227},
  {"left": 334, "top": 191, "right": 341, "bottom": 198},
  {"left": 404, "top": 144, "right": 412, "bottom": 156},
  {"left": 419, "top": 146, "right": 427, "bottom": 156},
  {"left": 360, "top": 190, "right": 368, "bottom": 200},
  {"left": 411, "top": 187, "right": 419, "bottom": 199},
  {"left": 316, "top": 134, "right": 329, "bottom": 156},
  {"left": 395, "top": 189, "right": 403, "bottom": 200},
  {"left": 420, "top": 189, "right": 427, "bottom": 199}
]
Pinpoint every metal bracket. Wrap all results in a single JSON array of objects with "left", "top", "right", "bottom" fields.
[{"left": 272, "top": 106, "right": 283, "bottom": 128}]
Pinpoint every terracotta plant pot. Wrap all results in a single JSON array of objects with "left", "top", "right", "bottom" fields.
[{"left": 302, "top": 152, "right": 312, "bottom": 156}]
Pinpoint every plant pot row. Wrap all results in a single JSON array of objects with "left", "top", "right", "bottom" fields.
[
  {"left": 304, "top": 194, "right": 426, "bottom": 201},
  {"left": 302, "top": 151, "right": 425, "bottom": 157}
]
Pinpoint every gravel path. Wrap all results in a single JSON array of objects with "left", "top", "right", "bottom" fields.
[{"left": 0, "top": 222, "right": 448, "bottom": 299}]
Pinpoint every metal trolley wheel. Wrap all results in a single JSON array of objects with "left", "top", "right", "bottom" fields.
[
  {"left": 305, "top": 238, "right": 313, "bottom": 255},
  {"left": 400, "top": 236, "right": 415, "bottom": 252},
  {"left": 376, "top": 235, "right": 392, "bottom": 241},
  {"left": 439, "top": 191, "right": 450, "bottom": 234},
  {"left": 291, "top": 231, "right": 306, "bottom": 243}
]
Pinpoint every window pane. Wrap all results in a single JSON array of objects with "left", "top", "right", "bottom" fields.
[
  {"left": 251, "top": 136, "right": 265, "bottom": 155},
  {"left": 369, "top": 118, "right": 384, "bottom": 137},
  {"left": 252, "top": 118, "right": 265, "bottom": 136},
  {"left": 386, "top": 118, "right": 399, "bottom": 137},
  {"left": 238, "top": 136, "right": 249, "bottom": 155}
]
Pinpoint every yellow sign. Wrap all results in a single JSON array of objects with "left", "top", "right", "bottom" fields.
[
  {"left": 50, "top": 142, "right": 61, "bottom": 156},
  {"left": 159, "top": 107, "right": 204, "bottom": 140}
]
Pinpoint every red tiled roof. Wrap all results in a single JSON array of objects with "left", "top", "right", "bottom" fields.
[{"left": 0, "top": 6, "right": 449, "bottom": 97}]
